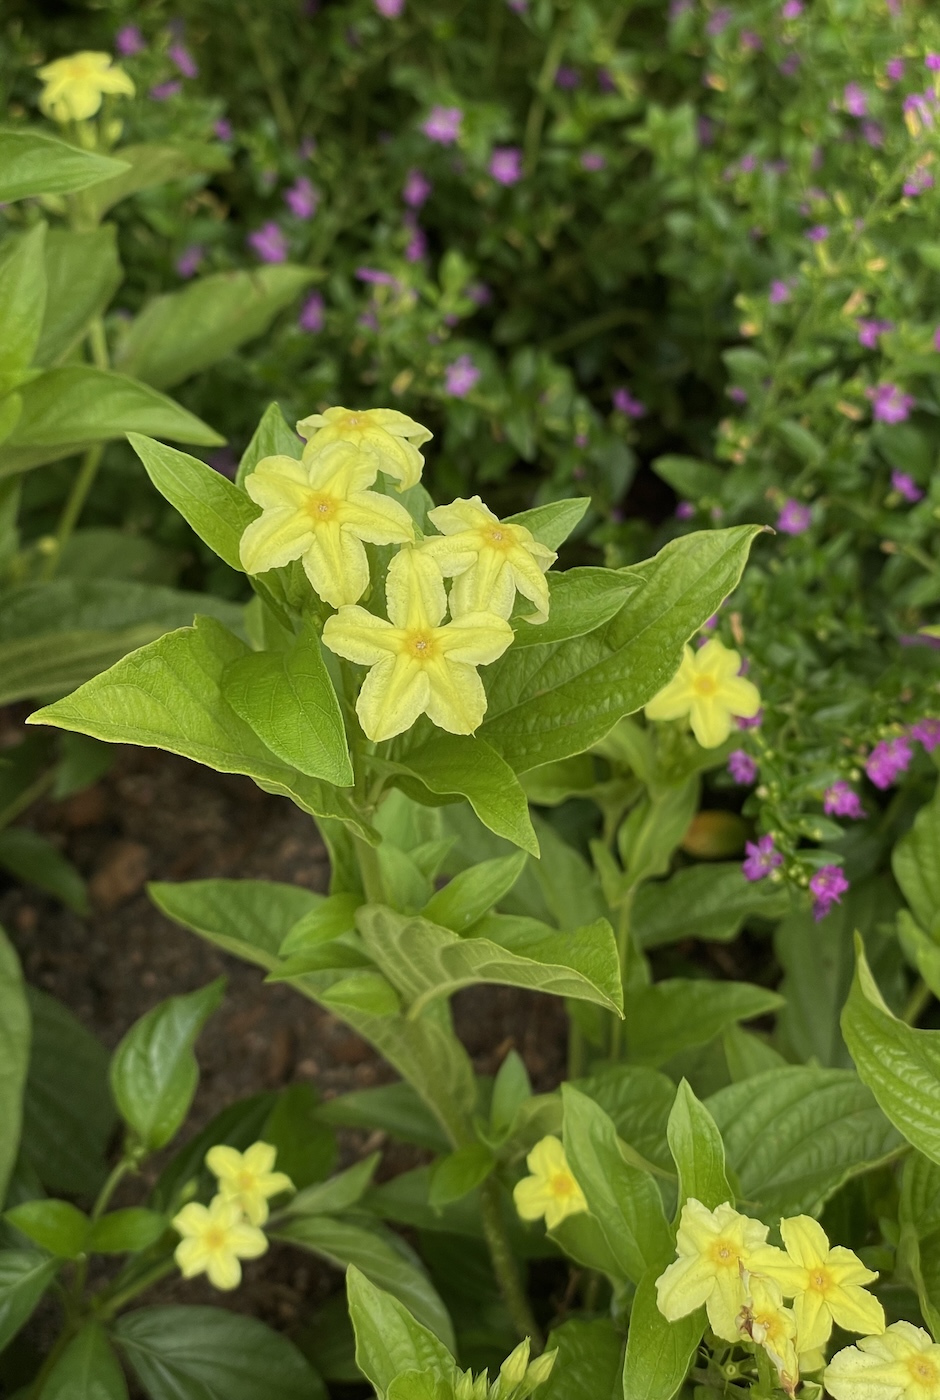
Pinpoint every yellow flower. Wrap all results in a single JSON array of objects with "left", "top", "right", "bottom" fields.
[
  {"left": 239, "top": 441, "right": 414, "bottom": 608},
  {"left": 644, "top": 638, "right": 761, "bottom": 748},
  {"left": 172, "top": 1194, "right": 268, "bottom": 1291},
  {"left": 738, "top": 1277, "right": 801, "bottom": 1398},
  {"left": 38, "top": 52, "right": 135, "bottom": 123},
  {"left": 205, "top": 1140, "right": 294, "bottom": 1227},
  {"left": 825, "top": 1322, "right": 940, "bottom": 1400},
  {"left": 655, "top": 1199, "right": 771, "bottom": 1343},
  {"left": 322, "top": 547, "right": 513, "bottom": 742},
  {"left": 750, "top": 1215, "right": 884, "bottom": 1353},
  {"left": 423, "top": 496, "right": 557, "bottom": 623},
  {"left": 512, "top": 1136, "right": 587, "bottom": 1231},
  {"left": 296, "top": 407, "right": 431, "bottom": 491}
]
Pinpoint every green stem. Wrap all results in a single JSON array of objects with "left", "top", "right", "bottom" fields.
[
  {"left": 480, "top": 1177, "right": 543, "bottom": 1349},
  {"left": 26, "top": 1324, "right": 73, "bottom": 1398},
  {"left": 40, "top": 442, "right": 104, "bottom": 579},
  {"left": 353, "top": 832, "right": 385, "bottom": 903},
  {"left": 91, "top": 1158, "right": 132, "bottom": 1222},
  {"left": 904, "top": 977, "right": 933, "bottom": 1026},
  {"left": 523, "top": 26, "right": 568, "bottom": 175},
  {"left": 607, "top": 894, "right": 634, "bottom": 1062},
  {"left": 0, "top": 768, "right": 56, "bottom": 831},
  {"left": 95, "top": 1258, "right": 177, "bottom": 1321}
]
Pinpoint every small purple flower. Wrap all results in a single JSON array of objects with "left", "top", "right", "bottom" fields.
[
  {"left": 574, "top": 432, "right": 588, "bottom": 448},
  {"left": 887, "top": 57, "right": 905, "bottom": 81},
  {"left": 116, "top": 24, "right": 145, "bottom": 56},
  {"left": 912, "top": 718, "right": 940, "bottom": 752},
  {"left": 741, "top": 30, "right": 762, "bottom": 51},
  {"left": 892, "top": 470, "right": 924, "bottom": 503},
  {"left": 807, "top": 225, "right": 829, "bottom": 243},
  {"left": 555, "top": 66, "right": 580, "bottom": 89},
  {"left": 867, "top": 383, "right": 915, "bottom": 424},
  {"left": 422, "top": 106, "right": 463, "bottom": 144},
  {"left": 669, "top": 0, "right": 693, "bottom": 17},
  {"left": 403, "top": 169, "right": 432, "bottom": 208},
  {"left": 862, "top": 121, "right": 885, "bottom": 148},
  {"left": 168, "top": 41, "right": 198, "bottom": 78},
  {"left": 214, "top": 118, "right": 233, "bottom": 141},
  {"left": 857, "top": 318, "right": 894, "bottom": 349},
  {"left": 247, "top": 222, "right": 288, "bottom": 264},
  {"left": 781, "top": 0, "right": 803, "bottom": 15},
  {"left": 467, "top": 282, "right": 492, "bottom": 305},
  {"left": 706, "top": 7, "right": 733, "bottom": 36},
  {"left": 728, "top": 750, "right": 758, "bottom": 785},
  {"left": 175, "top": 245, "right": 204, "bottom": 279},
  {"left": 445, "top": 354, "right": 481, "bottom": 397},
  {"left": 612, "top": 386, "right": 646, "bottom": 419},
  {"left": 904, "top": 93, "right": 937, "bottom": 129},
  {"left": 597, "top": 67, "right": 617, "bottom": 92},
  {"left": 507, "top": 0, "right": 528, "bottom": 12},
  {"left": 779, "top": 53, "right": 801, "bottom": 77},
  {"left": 737, "top": 709, "right": 764, "bottom": 731},
  {"left": 810, "top": 865, "right": 849, "bottom": 921},
  {"left": 284, "top": 176, "right": 318, "bottom": 219},
  {"left": 866, "top": 736, "right": 914, "bottom": 789},
  {"left": 489, "top": 146, "right": 523, "bottom": 186},
  {"left": 298, "top": 292, "right": 325, "bottom": 332},
  {"left": 844, "top": 83, "right": 868, "bottom": 117},
  {"left": 149, "top": 80, "right": 182, "bottom": 100},
  {"left": 727, "top": 386, "right": 748, "bottom": 404},
  {"left": 580, "top": 151, "right": 606, "bottom": 172},
  {"left": 904, "top": 166, "right": 935, "bottom": 197},
  {"left": 777, "top": 499, "right": 812, "bottom": 535},
  {"left": 739, "top": 154, "right": 758, "bottom": 174},
  {"left": 927, "top": 53, "right": 940, "bottom": 72},
  {"left": 675, "top": 501, "right": 696, "bottom": 520},
  {"left": 375, "top": 0, "right": 404, "bottom": 15},
  {"left": 824, "top": 781, "right": 866, "bottom": 819},
  {"left": 356, "top": 267, "right": 397, "bottom": 286},
  {"left": 403, "top": 215, "right": 427, "bottom": 262},
  {"left": 770, "top": 279, "right": 792, "bottom": 305},
  {"left": 743, "top": 835, "right": 783, "bottom": 882}
]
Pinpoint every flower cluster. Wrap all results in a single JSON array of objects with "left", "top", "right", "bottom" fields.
[
  {"left": 656, "top": 1200, "right": 884, "bottom": 1396},
  {"left": 171, "top": 1141, "right": 293, "bottom": 1291},
  {"left": 240, "top": 407, "right": 556, "bottom": 743}
]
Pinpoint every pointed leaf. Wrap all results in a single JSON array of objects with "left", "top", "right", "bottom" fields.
[
  {"left": 0, "top": 130, "right": 127, "bottom": 202},
  {"left": 0, "top": 926, "right": 29, "bottom": 1205},
  {"left": 392, "top": 733, "right": 538, "bottom": 855},
  {"left": 667, "top": 1080, "right": 731, "bottom": 1213},
  {"left": 0, "top": 1249, "right": 60, "bottom": 1350},
  {"left": 345, "top": 1265, "right": 456, "bottom": 1399},
  {"left": 40, "top": 1321, "right": 129, "bottom": 1400}
]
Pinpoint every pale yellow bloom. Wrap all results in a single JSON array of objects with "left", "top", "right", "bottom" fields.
[
  {"left": 655, "top": 1199, "right": 771, "bottom": 1343},
  {"left": 750, "top": 1215, "right": 884, "bottom": 1353},
  {"left": 644, "top": 639, "right": 761, "bottom": 748},
  {"left": 38, "top": 52, "right": 135, "bottom": 123},
  {"left": 205, "top": 1140, "right": 294, "bottom": 1227},
  {"left": 423, "top": 496, "right": 556, "bottom": 623},
  {"left": 239, "top": 441, "right": 414, "bottom": 608},
  {"left": 825, "top": 1322, "right": 940, "bottom": 1400},
  {"left": 296, "top": 407, "right": 431, "bottom": 491},
  {"left": 738, "top": 1276, "right": 800, "bottom": 1398},
  {"left": 512, "top": 1136, "right": 587, "bottom": 1231},
  {"left": 322, "top": 547, "right": 513, "bottom": 742},
  {"left": 172, "top": 1194, "right": 267, "bottom": 1291}
]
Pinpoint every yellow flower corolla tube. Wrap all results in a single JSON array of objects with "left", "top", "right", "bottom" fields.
[
  {"left": 738, "top": 1277, "right": 800, "bottom": 1398},
  {"left": 512, "top": 1136, "right": 587, "bottom": 1231},
  {"left": 644, "top": 638, "right": 761, "bottom": 748},
  {"left": 205, "top": 1140, "right": 294, "bottom": 1227},
  {"left": 38, "top": 52, "right": 135, "bottom": 123},
  {"left": 655, "top": 1199, "right": 773, "bottom": 1343},
  {"left": 750, "top": 1214, "right": 884, "bottom": 1353},
  {"left": 423, "top": 496, "right": 557, "bottom": 623},
  {"left": 825, "top": 1322, "right": 940, "bottom": 1400},
  {"left": 171, "top": 1194, "right": 268, "bottom": 1291},
  {"left": 322, "top": 547, "right": 513, "bottom": 742},
  {"left": 296, "top": 407, "right": 431, "bottom": 491},
  {"left": 239, "top": 442, "right": 414, "bottom": 608}
]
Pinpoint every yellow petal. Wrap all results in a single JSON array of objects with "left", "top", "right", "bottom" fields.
[
  {"left": 779, "top": 1215, "right": 830, "bottom": 1270},
  {"left": 543, "top": 1192, "right": 587, "bottom": 1230},
  {"left": 244, "top": 455, "right": 311, "bottom": 509},
  {"left": 707, "top": 1264, "right": 750, "bottom": 1343},
  {"left": 243, "top": 1142, "right": 278, "bottom": 1175},
  {"left": 794, "top": 1286, "right": 832, "bottom": 1354},
  {"left": 339, "top": 489, "right": 414, "bottom": 546},
  {"left": 826, "top": 1284, "right": 885, "bottom": 1339},
  {"left": 386, "top": 547, "right": 447, "bottom": 629},
  {"left": 239, "top": 509, "right": 313, "bottom": 575},
  {"left": 644, "top": 653, "right": 696, "bottom": 722},
  {"left": 717, "top": 674, "right": 761, "bottom": 718},
  {"left": 227, "top": 1222, "right": 269, "bottom": 1260},
  {"left": 357, "top": 653, "right": 430, "bottom": 742},
  {"left": 96, "top": 66, "right": 136, "bottom": 97},
  {"left": 655, "top": 1252, "right": 717, "bottom": 1321},
  {"left": 508, "top": 546, "right": 552, "bottom": 622},
  {"left": 436, "top": 612, "right": 514, "bottom": 666},
  {"left": 323, "top": 607, "right": 400, "bottom": 666},
  {"left": 307, "top": 440, "right": 378, "bottom": 495},
  {"left": 424, "top": 658, "right": 487, "bottom": 735},
  {"left": 206, "top": 1251, "right": 243, "bottom": 1291},
  {"left": 171, "top": 1202, "right": 210, "bottom": 1238},
  {"left": 748, "top": 1243, "right": 805, "bottom": 1294},
  {"left": 513, "top": 1176, "right": 555, "bottom": 1222},
  {"left": 175, "top": 1236, "right": 210, "bottom": 1278},
  {"left": 206, "top": 1144, "right": 243, "bottom": 1183},
  {"left": 689, "top": 697, "right": 733, "bottom": 748},
  {"left": 827, "top": 1245, "right": 879, "bottom": 1289},
  {"left": 696, "top": 638, "right": 743, "bottom": 680},
  {"left": 527, "top": 1136, "right": 568, "bottom": 1177},
  {"left": 302, "top": 522, "right": 370, "bottom": 607},
  {"left": 675, "top": 1198, "right": 724, "bottom": 1254},
  {"left": 449, "top": 555, "right": 516, "bottom": 619},
  {"left": 824, "top": 1340, "right": 913, "bottom": 1400},
  {"left": 260, "top": 1170, "right": 294, "bottom": 1199},
  {"left": 427, "top": 496, "right": 497, "bottom": 535}
]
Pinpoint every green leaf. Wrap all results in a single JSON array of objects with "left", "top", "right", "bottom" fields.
[
  {"left": 314, "top": 1081, "right": 450, "bottom": 1153},
  {"left": 842, "top": 934, "right": 940, "bottom": 1163},
  {"left": 276, "top": 1215, "right": 455, "bottom": 1349},
  {"left": 392, "top": 733, "right": 538, "bottom": 855},
  {"left": 504, "top": 498, "right": 590, "bottom": 549},
  {"left": 428, "top": 1144, "right": 494, "bottom": 1208},
  {"left": 345, "top": 1265, "right": 456, "bottom": 1399},
  {"left": 573, "top": 1066, "right": 676, "bottom": 1175},
  {"left": 0, "top": 827, "right": 88, "bottom": 914},
  {"left": 110, "top": 978, "right": 225, "bottom": 1151},
  {"left": 708, "top": 1066, "right": 903, "bottom": 1220},
  {"left": 128, "top": 434, "right": 259, "bottom": 573},
  {"left": 537, "top": 1317, "right": 623, "bottom": 1400},
  {"left": 88, "top": 1207, "right": 167, "bottom": 1254},
  {"left": 40, "top": 1321, "right": 129, "bottom": 1400},
  {"left": 114, "top": 1305, "right": 325, "bottom": 1400},
  {"left": 0, "top": 130, "right": 127, "bottom": 202},
  {"left": 0, "top": 223, "right": 47, "bottom": 395},
  {"left": 894, "top": 782, "right": 940, "bottom": 935},
  {"left": 236, "top": 401, "right": 302, "bottom": 488},
  {"left": 285, "top": 1153, "right": 379, "bottom": 1217},
  {"left": 281, "top": 893, "right": 361, "bottom": 955},
  {"left": 651, "top": 454, "right": 724, "bottom": 501},
  {"left": 262, "top": 1082, "right": 337, "bottom": 1190},
  {"left": 0, "top": 1249, "right": 60, "bottom": 1350},
  {"left": 490, "top": 1050, "right": 533, "bottom": 1138},
  {"left": 621, "top": 1273, "right": 703, "bottom": 1400},
  {"left": 478, "top": 526, "right": 762, "bottom": 772},
  {"left": 512, "top": 569, "right": 642, "bottom": 649},
  {"left": 148, "top": 878, "right": 319, "bottom": 972},
  {"left": 115, "top": 266, "right": 316, "bottom": 390},
  {"left": 81, "top": 141, "right": 229, "bottom": 219},
  {"left": 0, "top": 926, "right": 29, "bottom": 1206},
  {"left": 900, "top": 1152, "right": 940, "bottom": 1335},
  {"left": 666, "top": 1080, "right": 731, "bottom": 1213},
  {"left": 625, "top": 979, "right": 784, "bottom": 1067},
  {"left": 633, "top": 862, "right": 790, "bottom": 948},
  {"left": 422, "top": 852, "right": 527, "bottom": 933},
  {"left": 36, "top": 225, "right": 122, "bottom": 367},
  {"left": 4, "top": 1198, "right": 89, "bottom": 1257},
  {"left": 223, "top": 622, "right": 353, "bottom": 785}
]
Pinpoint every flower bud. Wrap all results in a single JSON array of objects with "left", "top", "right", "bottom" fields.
[
  {"left": 498, "top": 1339, "right": 531, "bottom": 1392},
  {"left": 524, "top": 1349, "right": 557, "bottom": 1387}
]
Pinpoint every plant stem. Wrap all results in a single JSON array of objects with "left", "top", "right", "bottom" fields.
[
  {"left": 480, "top": 1176, "right": 543, "bottom": 1350},
  {"left": 0, "top": 768, "right": 56, "bottom": 831},
  {"left": 95, "top": 1258, "right": 177, "bottom": 1321},
  {"left": 904, "top": 977, "right": 932, "bottom": 1026},
  {"left": 26, "top": 1324, "right": 73, "bottom": 1398},
  {"left": 40, "top": 442, "right": 104, "bottom": 580},
  {"left": 607, "top": 893, "right": 634, "bottom": 1062},
  {"left": 353, "top": 832, "right": 385, "bottom": 903},
  {"left": 91, "top": 1158, "right": 132, "bottom": 1222}
]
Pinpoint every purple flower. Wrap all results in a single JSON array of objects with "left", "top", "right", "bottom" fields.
[
  {"left": 116, "top": 24, "right": 145, "bottom": 56},
  {"left": 892, "top": 470, "right": 924, "bottom": 503},
  {"left": 597, "top": 67, "right": 617, "bottom": 92},
  {"left": 356, "top": 267, "right": 397, "bottom": 286},
  {"left": 168, "top": 41, "right": 198, "bottom": 78},
  {"left": 403, "top": 215, "right": 427, "bottom": 262},
  {"left": 867, "top": 383, "right": 915, "bottom": 424},
  {"left": 555, "top": 66, "right": 580, "bottom": 89},
  {"left": 422, "top": 106, "right": 463, "bottom": 144},
  {"left": 927, "top": 53, "right": 940, "bottom": 72},
  {"left": 904, "top": 166, "right": 935, "bottom": 197},
  {"left": 375, "top": 0, "right": 404, "bottom": 15},
  {"left": 887, "top": 57, "right": 905, "bottom": 81},
  {"left": 777, "top": 499, "right": 812, "bottom": 535},
  {"left": 298, "top": 292, "right": 325, "bottom": 332},
  {"left": 737, "top": 709, "right": 764, "bottom": 731},
  {"left": 284, "top": 176, "right": 318, "bottom": 219},
  {"left": 857, "top": 318, "right": 894, "bottom": 349},
  {"left": 149, "top": 80, "right": 182, "bottom": 100},
  {"left": 866, "top": 736, "right": 914, "bottom": 789},
  {"left": 810, "top": 865, "right": 849, "bottom": 921},
  {"left": 175, "top": 245, "right": 204, "bottom": 278},
  {"left": 741, "top": 30, "right": 762, "bottom": 51},
  {"left": 214, "top": 118, "right": 233, "bottom": 141},
  {"left": 824, "top": 781, "right": 866, "bottom": 819},
  {"left": 904, "top": 93, "right": 937, "bottom": 129},
  {"left": 912, "top": 719, "right": 940, "bottom": 752},
  {"left": 727, "top": 386, "right": 748, "bottom": 404},
  {"left": 807, "top": 225, "right": 829, "bottom": 243},
  {"left": 739, "top": 154, "right": 758, "bottom": 174},
  {"left": 669, "top": 0, "right": 693, "bottom": 17},
  {"left": 580, "top": 151, "right": 606, "bottom": 172},
  {"left": 779, "top": 53, "right": 801, "bottom": 77},
  {"left": 728, "top": 750, "right": 758, "bottom": 785},
  {"left": 403, "top": 169, "right": 432, "bottom": 208},
  {"left": 612, "top": 386, "right": 646, "bottom": 418},
  {"left": 706, "top": 7, "right": 733, "bottom": 35},
  {"left": 247, "top": 222, "right": 288, "bottom": 264},
  {"left": 781, "top": 0, "right": 803, "bottom": 15},
  {"left": 489, "top": 146, "right": 523, "bottom": 186},
  {"left": 844, "top": 83, "right": 868, "bottom": 117},
  {"left": 743, "top": 835, "right": 783, "bottom": 882},
  {"left": 445, "top": 354, "right": 481, "bottom": 397},
  {"left": 770, "top": 279, "right": 792, "bottom": 305},
  {"left": 507, "top": 0, "right": 528, "bottom": 12},
  {"left": 862, "top": 121, "right": 885, "bottom": 147},
  {"left": 675, "top": 501, "right": 696, "bottom": 520}
]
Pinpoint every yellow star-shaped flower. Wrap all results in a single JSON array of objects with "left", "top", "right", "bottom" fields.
[
  {"left": 38, "top": 51, "right": 135, "bottom": 123},
  {"left": 655, "top": 1199, "right": 772, "bottom": 1343},
  {"left": 239, "top": 441, "right": 414, "bottom": 608},
  {"left": 322, "top": 547, "right": 513, "bottom": 742},
  {"left": 205, "top": 1140, "right": 294, "bottom": 1227},
  {"left": 296, "top": 407, "right": 431, "bottom": 491},
  {"left": 749, "top": 1214, "right": 884, "bottom": 1354},
  {"left": 644, "top": 638, "right": 761, "bottom": 748},
  {"left": 512, "top": 1136, "right": 587, "bottom": 1231},
  {"left": 825, "top": 1322, "right": 940, "bottom": 1400},
  {"left": 738, "top": 1277, "right": 800, "bottom": 1398},
  {"left": 423, "top": 496, "right": 557, "bottom": 623},
  {"left": 171, "top": 1194, "right": 268, "bottom": 1291}
]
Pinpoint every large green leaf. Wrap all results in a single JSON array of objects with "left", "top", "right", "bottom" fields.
[
  {"left": 504, "top": 498, "right": 590, "bottom": 550},
  {"left": 0, "top": 927, "right": 29, "bottom": 1206},
  {"left": 0, "top": 130, "right": 127, "bottom": 202},
  {"left": 667, "top": 1079, "right": 731, "bottom": 1213},
  {"left": 633, "top": 862, "right": 790, "bottom": 948},
  {"left": 538, "top": 1318, "right": 623, "bottom": 1400},
  {"left": 625, "top": 979, "right": 784, "bottom": 1068},
  {"left": 4, "top": 1198, "right": 90, "bottom": 1258},
  {"left": 894, "top": 781, "right": 940, "bottom": 935},
  {"left": 39, "top": 1321, "right": 129, "bottom": 1400},
  {"left": 346, "top": 1266, "right": 456, "bottom": 1400},
  {"left": 573, "top": 1065, "right": 676, "bottom": 1174},
  {"left": 511, "top": 569, "right": 641, "bottom": 649},
  {"left": 0, "top": 222, "right": 47, "bottom": 395},
  {"left": 422, "top": 851, "right": 527, "bottom": 933},
  {"left": 0, "top": 1249, "right": 60, "bottom": 1350},
  {"left": 621, "top": 1274, "right": 702, "bottom": 1400},
  {"left": 148, "top": 879, "right": 320, "bottom": 972},
  {"left": 81, "top": 141, "right": 229, "bottom": 218},
  {"left": 115, "top": 266, "right": 316, "bottom": 390},
  {"left": 35, "top": 225, "right": 121, "bottom": 367},
  {"left": 236, "top": 401, "right": 302, "bottom": 488}
]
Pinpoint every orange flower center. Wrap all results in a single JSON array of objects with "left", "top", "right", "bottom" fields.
[
  {"left": 485, "top": 526, "right": 513, "bottom": 552},
  {"left": 908, "top": 1356, "right": 940, "bottom": 1388},
  {"left": 692, "top": 673, "right": 719, "bottom": 697},
  {"left": 405, "top": 629, "right": 438, "bottom": 662},
  {"left": 237, "top": 1171, "right": 256, "bottom": 1192},
  {"left": 307, "top": 492, "right": 337, "bottom": 521},
  {"left": 710, "top": 1238, "right": 740, "bottom": 1269},
  {"left": 808, "top": 1268, "right": 832, "bottom": 1294},
  {"left": 549, "top": 1171, "right": 577, "bottom": 1200},
  {"left": 203, "top": 1226, "right": 228, "bottom": 1252}
]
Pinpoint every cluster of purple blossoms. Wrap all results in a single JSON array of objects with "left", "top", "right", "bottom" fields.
[
  {"left": 866, "top": 735, "right": 913, "bottom": 789},
  {"left": 728, "top": 750, "right": 757, "bottom": 785},
  {"left": 857, "top": 318, "right": 894, "bottom": 349},
  {"left": 214, "top": 118, "right": 233, "bottom": 142},
  {"left": 247, "top": 223, "right": 288, "bottom": 264},
  {"left": 403, "top": 169, "right": 432, "bottom": 208},
  {"left": 445, "top": 355, "right": 481, "bottom": 397},
  {"left": 169, "top": 41, "right": 198, "bottom": 77},
  {"left": 175, "top": 245, "right": 204, "bottom": 279},
  {"left": 810, "top": 865, "right": 849, "bottom": 921},
  {"left": 580, "top": 152, "right": 606, "bottom": 172},
  {"left": 843, "top": 82, "right": 868, "bottom": 117},
  {"left": 824, "top": 781, "right": 865, "bottom": 820},
  {"left": 403, "top": 214, "right": 427, "bottom": 262},
  {"left": 806, "top": 225, "right": 829, "bottom": 243},
  {"left": 862, "top": 121, "right": 884, "bottom": 148},
  {"left": 887, "top": 57, "right": 905, "bottom": 82},
  {"left": 675, "top": 501, "right": 696, "bottom": 520},
  {"left": 904, "top": 92, "right": 938, "bottom": 131},
  {"left": 904, "top": 166, "right": 935, "bottom": 198},
  {"left": 116, "top": 24, "right": 145, "bottom": 55},
  {"left": 737, "top": 708, "right": 764, "bottom": 732},
  {"left": 422, "top": 106, "right": 462, "bottom": 144},
  {"left": 912, "top": 719, "right": 940, "bottom": 752},
  {"left": 727, "top": 386, "right": 748, "bottom": 404},
  {"left": 779, "top": 53, "right": 801, "bottom": 77},
  {"left": 740, "top": 31, "right": 762, "bottom": 52},
  {"left": 867, "top": 383, "right": 914, "bottom": 424},
  {"left": 298, "top": 292, "right": 324, "bottom": 333},
  {"left": 489, "top": 147, "right": 522, "bottom": 186},
  {"left": 555, "top": 66, "right": 580, "bottom": 89},
  {"left": 356, "top": 268, "right": 398, "bottom": 288},
  {"left": 781, "top": 0, "right": 803, "bottom": 17},
  {"left": 892, "top": 470, "right": 923, "bottom": 503},
  {"left": 284, "top": 176, "right": 318, "bottom": 219},
  {"left": 375, "top": 0, "right": 404, "bottom": 16},
  {"left": 706, "top": 7, "right": 733, "bottom": 36},
  {"left": 149, "top": 81, "right": 182, "bottom": 101},
  {"left": 769, "top": 279, "right": 793, "bottom": 305},
  {"left": 776, "top": 499, "right": 812, "bottom": 535},
  {"left": 612, "top": 386, "right": 646, "bottom": 419},
  {"left": 743, "top": 835, "right": 782, "bottom": 881}
]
